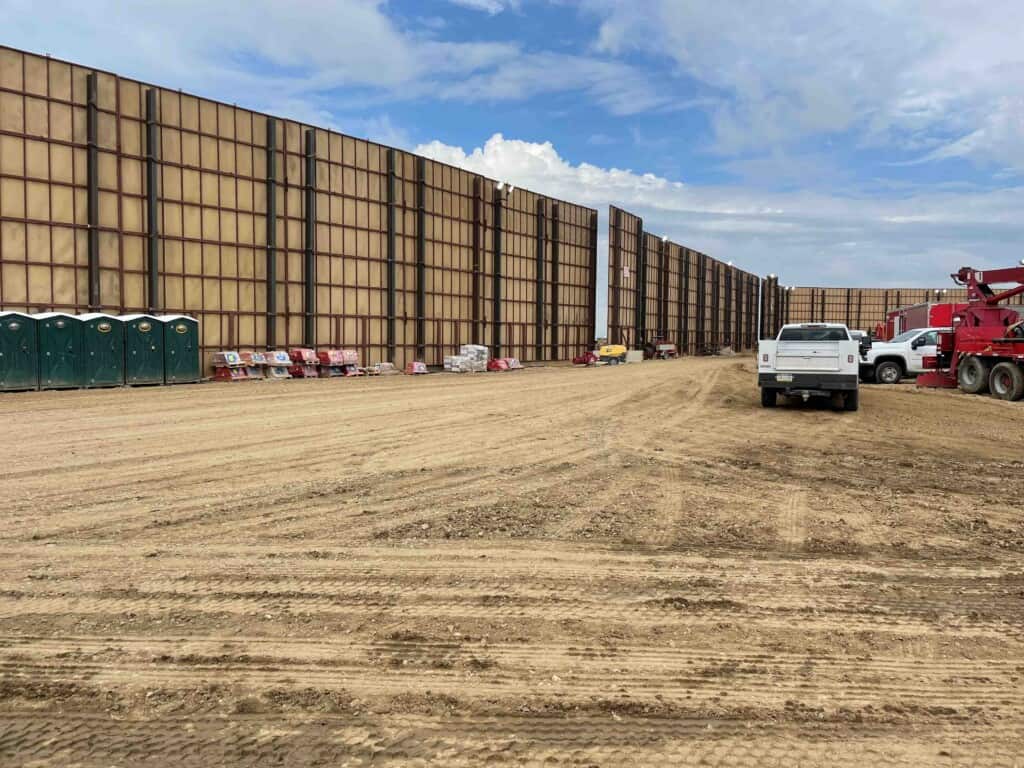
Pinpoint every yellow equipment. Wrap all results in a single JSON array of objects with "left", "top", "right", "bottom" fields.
[{"left": 598, "top": 344, "right": 628, "bottom": 363}]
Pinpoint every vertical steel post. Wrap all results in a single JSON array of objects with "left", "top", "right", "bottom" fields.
[
  {"left": 492, "top": 186, "right": 503, "bottom": 356},
  {"left": 416, "top": 158, "right": 426, "bottom": 358},
  {"left": 587, "top": 209, "right": 597, "bottom": 355},
  {"left": 758, "top": 276, "right": 767, "bottom": 340},
  {"left": 144, "top": 88, "right": 160, "bottom": 313},
  {"left": 535, "top": 198, "right": 545, "bottom": 361},
  {"left": 724, "top": 267, "right": 732, "bottom": 346},
  {"left": 386, "top": 149, "right": 397, "bottom": 362},
  {"left": 265, "top": 117, "right": 277, "bottom": 349},
  {"left": 303, "top": 129, "right": 316, "bottom": 347},
  {"left": 681, "top": 249, "right": 690, "bottom": 353},
  {"left": 656, "top": 238, "right": 667, "bottom": 338},
  {"left": 552, "top": 203, "right": 562, "bottom": 358},
  {"left": 675, "top": 246, "right": 683, "bottom": 349},
  {"left": 86, "top": 73, "right": 100, "bottom": 309},
  {"left": 635, "top": 221, "right": 646, "bottom": 345},
  {"left": 471, "top": 177, "right": 482, "bottom": 344},
  {"left": 610, "top": 208, "right": 621, "bottom": 345}
]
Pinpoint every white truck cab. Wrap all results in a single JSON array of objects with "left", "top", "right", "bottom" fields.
[
  {"left": 758, "top": 323, "right": 861, "bottom": 411},
  {"left": 861, "top": 327, "right": 942, "bottom": 384}
]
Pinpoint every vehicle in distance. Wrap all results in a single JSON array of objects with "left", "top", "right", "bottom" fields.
[
  {"left": 860, "top": 327, "right": 942, "bottom": 384},
  {"left": 598, "top": 344, "right": 627, "bottom": 364},
  {"left": 758, "top": 323, "right": 861, "bottom": 411}
]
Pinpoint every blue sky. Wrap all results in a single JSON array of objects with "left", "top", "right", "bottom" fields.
[{"left": 4, "top": 0, "right": 1024, "bottom": 306}]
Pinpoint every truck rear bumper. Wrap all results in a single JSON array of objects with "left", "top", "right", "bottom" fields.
[{"left": 758, "top": 373, "right": 858, "bottom": 392}]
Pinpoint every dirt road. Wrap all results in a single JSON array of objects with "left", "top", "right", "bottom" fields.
[{"left": 1, "top": 358, "right": 1022, "bottom": 766}]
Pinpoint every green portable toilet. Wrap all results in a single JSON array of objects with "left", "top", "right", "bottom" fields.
[
  {"left": 120, "top": 314, "right": 164, "bottom": 385},
  {"left": 0, "top": 311, "right": 39, "bottom": 391},
  {"left": 79, "top": 313, "right": 125, "bottom": 388},
  {"left": 156, "top": 315, "right": 201, "bottom": 384},
  {"left": 35, "top": 312, "right": 83, "bottom": 389}
]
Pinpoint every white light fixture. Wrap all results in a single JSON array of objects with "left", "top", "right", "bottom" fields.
[
  {"left": 768, "top": 273, "right": 777, "bottom": 279},
  {"left": 662, "top": 236, "right": 668, "bottom": 244},
  {"left": 507, "top": 184, "right": 515, "bottom": 194},
  {"left": 727, "top": 261, "right": 733, "bottom": 266},
  {"left": 496, "top": 182, "right": 504, "bottom": 191}
]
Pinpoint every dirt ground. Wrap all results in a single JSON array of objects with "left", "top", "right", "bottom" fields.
[{"left": 1, "top": 358, "right": 1022, "bottom": 767}]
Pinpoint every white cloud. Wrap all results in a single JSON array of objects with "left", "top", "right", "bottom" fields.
[
  {"left": 0, "top": 0, "right": 661, "bottom": 128},
  {"left": 579, "top": 0, "right": 1024, "bottom": 169},
  {"left": 417, "top": 133, "right": 1024, "bottom": 330},
  {"left": 445, "top": 0, "right": 520, "bottom": 14}
]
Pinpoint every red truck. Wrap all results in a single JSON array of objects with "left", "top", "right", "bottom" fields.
[
  {"left": 917, "top": 266, "right": 1024, "bottom": 400},
  {"left": 878, "top": 302, "right": 967, "bottom": 341}
]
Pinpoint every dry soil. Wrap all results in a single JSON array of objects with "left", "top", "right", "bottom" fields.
[{"left": 1, "top": 358, "right": 1022, "bottom": 766}]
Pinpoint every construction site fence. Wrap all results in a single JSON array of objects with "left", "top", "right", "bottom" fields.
[
  {"left": 767, "top": 286, "right": 970, "bottom": 337},
  {"left": 0, "top": 46, "right": 598, "bottom": 372},
  {"left": 607, "top": 206, "right": 761, "bottom": 353}
]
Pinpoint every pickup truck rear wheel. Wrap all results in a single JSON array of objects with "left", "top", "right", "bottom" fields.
[
  {"left": 761, "top": 388, "right": 777, "bottom": 408},
  {"left": 844, "top": 390, "right": 860, "bottom": 412},
  {"left": 958, "top": 356, "right": 990, "bottom": 394},
  {"left": 874, "top": 361, "right": 902, "bottom": 385},
  {"left": 989, "top": 362, "right": 1024, "bottom": 401}
]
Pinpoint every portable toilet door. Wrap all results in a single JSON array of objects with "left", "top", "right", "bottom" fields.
[
  {"left": 79, "top": 313, "right": 125, "bottom": 387},
  {"left": 0, "top": 311, "right": 39, "bottom": 391},
  {"left": 120, "top": 314, "right": 165, "bottom": 385},
  {"left": 157, "top": 315, "right": 201, "bottom": 384},
  {"left": 35, "top": 312, "right": 83, "bottom": 389}
]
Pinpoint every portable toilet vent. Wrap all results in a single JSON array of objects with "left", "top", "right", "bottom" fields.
[
  {"left": 35, "top": 312, "right": 83, "bottom": 389},
  {"left": 119, "top": 314, "right": 165, "bottom": 385},
  {"left": 0, "top": 311, "right": 39, "bottom": 391},
  {"left": 78, "top": 313, "right": 125, "bottom": 388},
  {"left": 156, "top": 315, "right": 200, "bottom": 384}
]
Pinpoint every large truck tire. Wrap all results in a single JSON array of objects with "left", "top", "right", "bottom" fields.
[
  {"left": 989, "top": 362, "right": 1024, "bottom": 401},
  {"left": 761, "top": 388, "right": 777, "bottom": 408},
  {"left": 958, "top": 356, "right": 990, "bottom": 394},
  {"left": 874, "top": 360, "right": 903, "bottom": 385},
  {"left": 844, "top": 389, "right": 860, "bottom": 412}
]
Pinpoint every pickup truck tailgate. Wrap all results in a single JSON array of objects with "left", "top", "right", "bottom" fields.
[{"left": 776, "top": 342, "right": 840, "bottom": 371}]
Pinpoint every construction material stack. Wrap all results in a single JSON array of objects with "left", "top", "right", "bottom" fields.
[
  {"left": 317, "top": 349, "right": 348, "bottom": 377},
  {"left": 212, "top": 351, "right": 248, "bottom": 381},
  {"left": 444, "top": 344, "right": 489, "bottom": 373},
  {"left": 288, "top": 348, "right": 319, "bottom": 379},
  {"left": 265, "top": 351, "right": 292, "bottom": 379},
  {"left": 239, "top": 351, "right": 268, "bottom": 380}
]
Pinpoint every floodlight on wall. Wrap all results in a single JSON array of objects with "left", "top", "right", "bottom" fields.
[
  {"left": 662, "top": 236, "right": 668, "bottom": 243},
  {"left": 507, "top": 185, "right": 515, "bottom": 194},
  {"left": 496, "top": 182, "right": 505, "bottom": 191},
  {"left": 768, "top": 274, "right": 777, "bottom": 279}
]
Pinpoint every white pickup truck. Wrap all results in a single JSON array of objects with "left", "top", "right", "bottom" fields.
[
  {"left": 758, "top": 323, "right": 861, "bottom": 411},
  {"left": 859, "top": 327, "right": 941, "bottom": 384}
]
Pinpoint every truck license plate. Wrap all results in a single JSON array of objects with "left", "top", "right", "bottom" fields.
[{"left": 776, "top": 373, "right": 794, "bottom": 383}]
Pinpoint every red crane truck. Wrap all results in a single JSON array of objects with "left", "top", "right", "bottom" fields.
[{"left": 917, "top": 266, "right": 1024, "bottom": 400}]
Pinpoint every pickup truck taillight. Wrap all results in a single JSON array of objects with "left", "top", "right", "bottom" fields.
[
  {"left": 762, "top": 353, "right": 768, "bottom": 362},
  {"left": 848, "top": 355, "right": 854, "bottom": 363}
]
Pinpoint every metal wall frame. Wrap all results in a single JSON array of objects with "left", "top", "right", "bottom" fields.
[
  {"left": 606, "top": 206, "right": 760, "bottom": 353},
  {"left": 0, "top": 45, "right": 598, "bottom": 371}
]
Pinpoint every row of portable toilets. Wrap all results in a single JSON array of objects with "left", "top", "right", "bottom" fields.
[{"left": 0, "top": 310, "right": 200, "bottom": 391}]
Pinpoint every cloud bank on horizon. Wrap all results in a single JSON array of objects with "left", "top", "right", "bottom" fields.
[{"left": 2, "top": 0, "right": 1023, "bottom": 293}]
